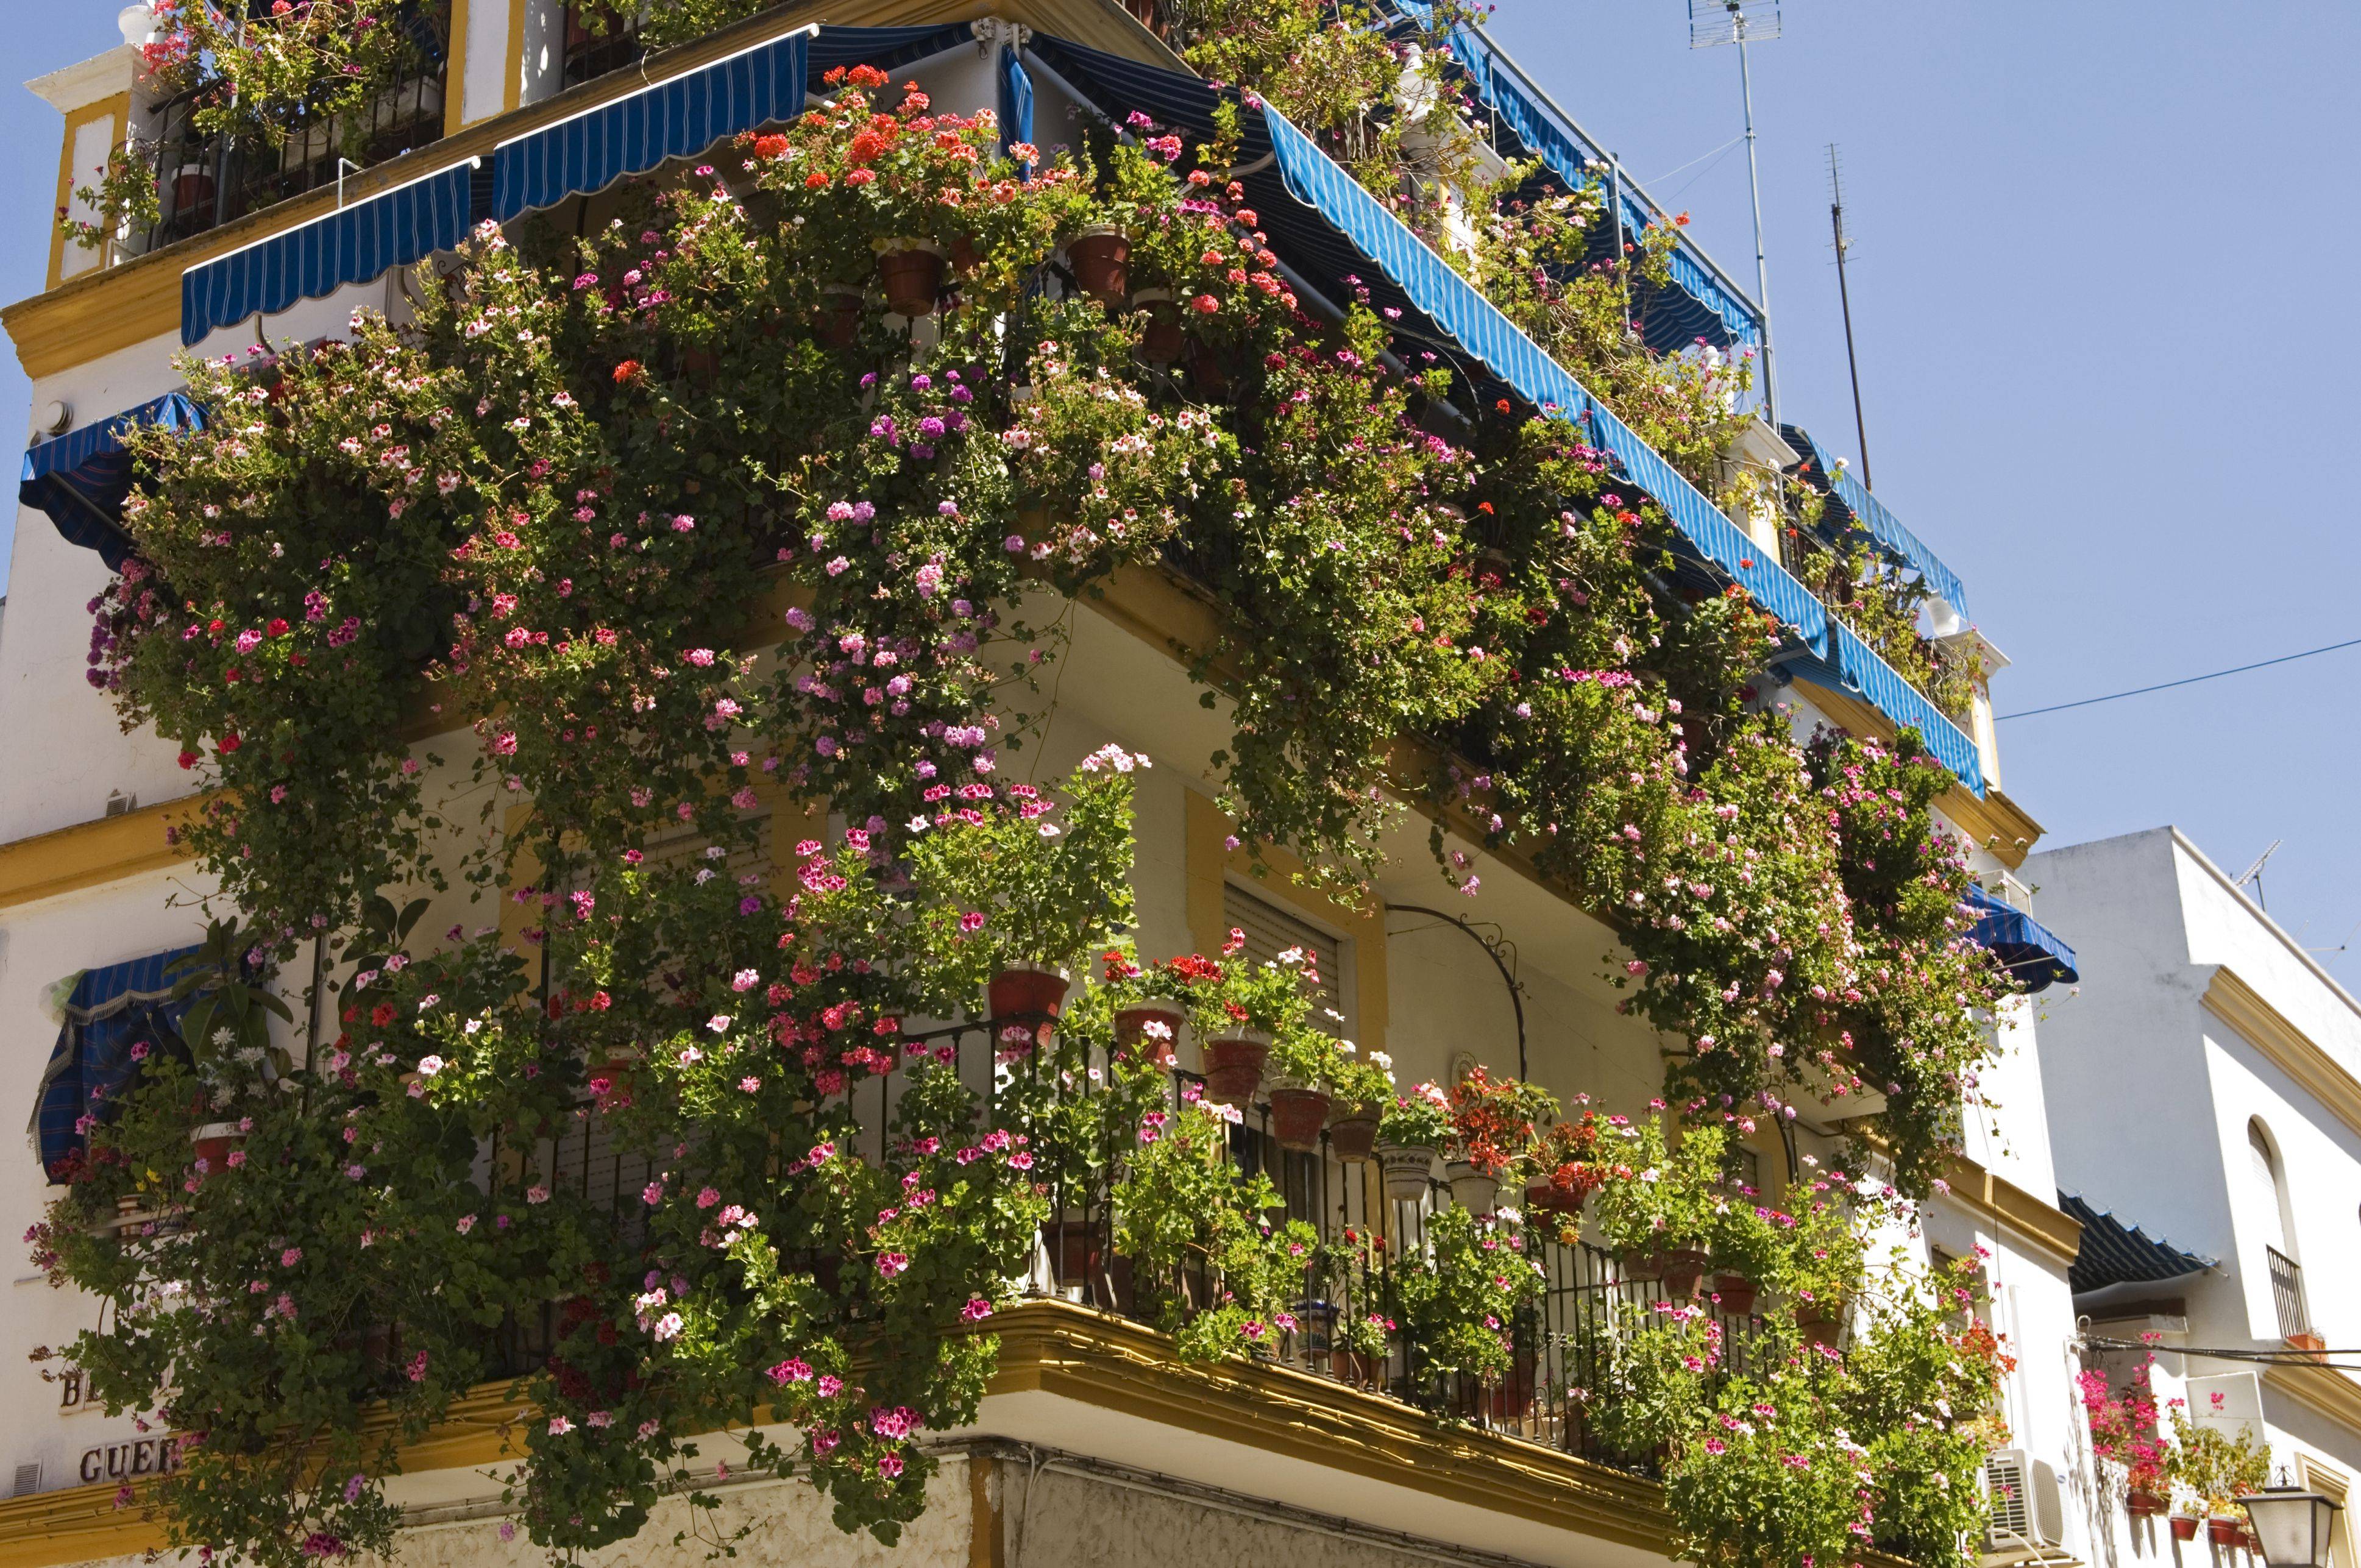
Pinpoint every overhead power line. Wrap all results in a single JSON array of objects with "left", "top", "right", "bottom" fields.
[{"left": 1996, "top": 635, "right": 2361, "bottom": 721}]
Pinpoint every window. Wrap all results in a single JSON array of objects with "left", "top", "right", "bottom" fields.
[
  {"left": 1223, "top": 882, "right": 1347, "bottom": 1036},
  {"left": 2248, "top": 1120, "right": 2288, "bottom": 1253}
]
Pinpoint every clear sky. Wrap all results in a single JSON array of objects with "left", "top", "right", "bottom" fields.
[{"left": 4, "top": 2, "right": 2357, "bottom": 984}]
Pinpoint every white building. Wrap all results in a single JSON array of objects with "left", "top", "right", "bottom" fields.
[{"left": 2032, "top": 826, "right": 2361, "bottom": 1559}]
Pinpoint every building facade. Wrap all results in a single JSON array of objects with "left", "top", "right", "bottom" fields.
[{"left": 1, "top": 5, "right": 2092, "bottom": 1568}]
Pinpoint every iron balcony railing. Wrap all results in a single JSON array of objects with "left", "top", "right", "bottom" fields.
[
  {"left": 2267, "top": 1246, "right": 2309, "bottom": 1341},
  {"left": 132, "top": 10, "right": 449, "bottom": 257},
  {"left": 317, "top": 1009, "right": 1772, "bottom": 1475}
]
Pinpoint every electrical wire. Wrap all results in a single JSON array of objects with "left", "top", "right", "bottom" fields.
[
  {"left": 1996, "top": 635, "right": 2361, "bottom": 721},
  {"left": 2081, "top": 1333, "right": 2361, "bottom": 1374}
]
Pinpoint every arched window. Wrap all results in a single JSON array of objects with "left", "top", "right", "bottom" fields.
[{"left": 2248, "top": 1119, "right": 2288, "bottom": 1254}]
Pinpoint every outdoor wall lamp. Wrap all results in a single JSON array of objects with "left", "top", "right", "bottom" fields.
[{"left": 2241, "top": 1486, "right": 2342, "bottom": 1568}]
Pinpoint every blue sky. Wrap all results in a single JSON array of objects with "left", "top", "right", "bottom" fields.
[{"left": 5, "top": 2, "right": 2357, "bottom": 983}]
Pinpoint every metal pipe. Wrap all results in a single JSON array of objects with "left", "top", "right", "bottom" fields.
[
  {"left": 1382, "top": 903, "right": 1526, "bottom": 1080},
  {"left": 1734, "top": 9, "right": 1777, "bottom": 425}
]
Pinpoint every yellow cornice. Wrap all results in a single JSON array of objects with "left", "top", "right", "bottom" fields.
[
  {"left": 0, "top": 797, "right": 204, "bottom": 911},
  {"left": 0, "top": 1302, "right": 1694, "bottom": 1568},
  {"left": 2266, "top": 1360, "right": 2361, "bottom": 1442},
  {"left": 1939, "top": 1151, "right": 2082, "bottom": 1269},
  {"left": 1790, "top": 676, "right": 2043, "bottom": 870},
  {"left": 3, "top": 0, "right": 1168, "bottom": 381},
  {"left": 2204, "top": 967, "right": 2361, "bottom": 1144}
]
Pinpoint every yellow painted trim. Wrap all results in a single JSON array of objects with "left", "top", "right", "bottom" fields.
[
  {"left": 1789, "top": 676, "right": 2045, "bottom": 870},
  {"left": 1937, "top": 1151, "right": 2082, "bottom": 1269},
  {"left": 503, "top": 0, "right": 528, "bottom": 113},
  {"left": 445, "top": 0, "right": 474, "bottom": 137},
  {"left": 47, "top": 92, "right": 132, "bottom": 290},
  {"left": 1182, "top": 789, "right": 1388, "bottom": 1050},
  {"left": 2204, "top": 967, "right": 2361, "bottom": 1146},
  {"left": 0, "top": 798, "right": 204, "bottom": 911}
]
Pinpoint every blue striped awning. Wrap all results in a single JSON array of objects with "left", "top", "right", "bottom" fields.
[
  {"left": 30, "top": 945, "right": 201, "bottom": 1179},
  {"left": 1965, "top": 884, "right": 2078, "bottom": 992},
  {"left": 1422, "top": 18, "right": 1762, "bottom": 356},
  {"left": 492, "top": 29, "right": 812, "bottom": 221},
  {"left": 2058, "top": 1193, "right": 2212, "bottom": 1296},
  {"left": 998, "top": 43, "right": 1034, "bottom": 164},
  {"left": 1783, "top": 424, "right": 1970, "bottom": 618},
  {"left": 19, "top": 393, "right": 207, "bottom": 570},
  {"left": 180, "top": 161, "right": 480, "bottom": 348}
]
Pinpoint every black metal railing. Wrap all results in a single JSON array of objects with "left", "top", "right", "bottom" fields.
[
  {"left": 561, "top": 4, "right": 649, "bottom": 90},
  {"left": 2268, "top": 1246, "right": 2309, "bottom": 1341},
  {"left": 131, "top": 10, "right": 448, "bottom": 255},
  {"left": 446, "top": 1009, "right": 1765, "bottom": 1474}
]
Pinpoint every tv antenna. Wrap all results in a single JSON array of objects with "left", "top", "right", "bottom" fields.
[
  {"left": 1827, "top": 144, "right": 1871, "bottom": 491},
  {"left": 2234, "top": 839, "right": 2282, "bottom": 912},
  {"left": 1689, "top": 0, "right": 1781, "bottom": 424}
]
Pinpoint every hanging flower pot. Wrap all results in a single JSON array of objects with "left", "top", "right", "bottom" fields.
[
  {"left": 2125, "top": 1489, "right": 2167, "bottom": 1517},
  {"left": 1327, "top": 1103, "right": 1381, "bottom": 1163},
  {"left": 989, "top": 962, "right": 1070, "bottom": 1055},
  {"left": 1658, "top": 1246, "right": 1710, "bottom": 1300},
  {"left": 1065, "top": 225, "right": 1131, "bottom": 303},
  {"left": 946, "top": 233, "right": 983, "bottom": 277},
  {"left": 1113, "top": 996, "right": 1187, "bottom": 1067},
  {"left": 1525, "top": 1165, "right": 1601, "bottom": 1215},
  {"left": 678, "top": 346, "right": 720, "bottom": 382},
  {"left": 1267, "top": 1080, "right": 1332, "bottom": 1151},
  {"left": 190, "top": 1121, "right": 243, "bottom": 1180},
  {"left": 1444, "top": 1158, "right": 1499, "bottom": 1216},
  {"left": 1200, "top": 1029, "right": 1270, "bottom": 1102},
  {"left": 1798, "top": 1300, "right": 1848, "bottom": 1349},
  {"left": 2207, "top": 1516, "right": 2242, "bottom": 1545},
  {"left": 874, "top": 239, "right": 946, "bottom": 318},
  {"left": 812, "top": 283, "right": 865, "bottom": 349},
  {"left": 1621, "top": 1249, "right": 1665, "bottom": 1283},
  {"left": 1712, "top": 1273, "right": 1759, "bottom": 1316},
  {"left": 1132, "top": 288, "right": 1184, "bottom": 363},
  {"left": 1376, "top": 1141, "right": 1435, "bottom": 1202},
  {"left": 2170, "top": 1516, "right": 2199, "bottom": 1542},
  {"left": 1184, "top": 336, "right": 1232, "bottom": 400}
]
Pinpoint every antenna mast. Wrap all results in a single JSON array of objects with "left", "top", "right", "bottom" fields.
[
  {"left": 1827, "top": 143, "right": 1871, "bottom": 489},
  {"left": 1690, "top": 0, "right": 1781, "bottom": 425}
]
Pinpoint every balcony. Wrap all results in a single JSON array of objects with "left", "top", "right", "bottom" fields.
[
  {"left": 2268, "top": 1246, "right": 2320, "bottom": 1352},
  {"left": 127, "top": 14, "right": 449, "bottom": 258}
]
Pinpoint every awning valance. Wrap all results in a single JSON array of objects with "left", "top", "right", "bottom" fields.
[
  {"left": 1783, "top": 423, "right": 1970, "bottom": 619},
  {"left": 2059, "top": 1192, "right": 2212, "bottom": 1296},
  {"left": 1965, "top": 884, "right": 2078, "bottom": 992},
  {"left": 30, "top": 945, "right": 200, "bottom": 1179},
  {"left": 18, "top": 393, "right": 207, "bottom": 570},
  {"left": 180, "top": 160, "right": 482, "bottom": 348},
  {"left": 492, "top": 29, "right": 812, "bottom": 222}
]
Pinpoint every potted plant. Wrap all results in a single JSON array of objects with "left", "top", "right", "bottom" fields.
[
  {"left": 1325, "top": 1045, "right": 1394, "bottom": 1163},
  {"left": 1098, "top": 945, "right": 1191, "bottom": 1068},
  {"left": 2165, "top": 1395, "right": 2270, "bottom": 1547},
  {"left": 1066, "top": 225, "right": 1132, "bottom": 303},
  {"left": 1132, "top": 288, "right": 1184, "bottom": 363},
  {"left": 1191, "top": 949, "right": 1310, "bottom": 1105},
  {"left": 1591, "top": 1118, "right": 1722, "bottom": 1297},
  {"left": 874, "top": 237, "right": 947, "bottom": 318},
  {"left": 812, "top": 283, "right": 866, "bottom": 348},
  {"left": 1524, "top": 1110, "right": 1604, "bottom": 1216},
  {"left": 1445, "top": 1068, "right": 1556, "bottom": 1221},
  {"left": 1265, "top": 1024, "right": 1341, "bottom": 1152},
  {"left": 2170, "top": 1511, "right": 2199, "bottom": 1543},
  {"left": 1377, "top": 1082, "right": 1450, "bottom": 1202}
]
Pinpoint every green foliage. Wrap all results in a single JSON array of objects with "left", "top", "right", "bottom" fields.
[
  {"left": 1387, "top": 1205, "right": 1544, "bottom": 1388},
  {"left": 1378, "top": 1080, "right": 1453, "bottom": 1149}
]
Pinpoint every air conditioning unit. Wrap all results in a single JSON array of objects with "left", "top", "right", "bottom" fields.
[{"left": 1982, "top": 1449, "right": 2064, "bottom": 1562}]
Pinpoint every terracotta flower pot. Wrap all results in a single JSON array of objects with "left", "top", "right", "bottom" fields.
[
  {"left": 875, "top": 241, "right": 946, "bottom": 318},
  {"left": 1525, "top": 1166, "right": 1601, "bottom": 1215},
  {"left": 1376, "top": 1141, "right": 1435, "bottom": 1201},
  {"left": 1621, "top": 1249, "right": 1664, "bottom": 1283},
  {"left": 1066, "top": 226, "right": 1131, "bottom": 303},
  {"left": 1132, "top": 288, "right": 1184, "bottom": 363},
  {"left": 1267, "top": 1082, "right": 1332, "bottom": 1151},
  {"left": 1712, "top": 1273, "right": 1759, "bottom": 1316},
  {"left": 812, "top": 283, "right": 864, "bottom": 348},
  {"left": 679, "top": 346, "right": 720, "bottom": 381},
  {"left": 171, "top": 166, "right": 216, "bottom": 215},
  {"left": 989, "top": 963, "right": 1070, "bottom": 1053},
  {"left": 1184, "top": 336, "right": 1232, "bottom": 399},
  {"left": 1200, "top": 1031, "right": 1269, "bottom": 1102},
  {"left": 1445, "top": 1158, "right": 1499, "bottom": 1217},
  {"left": 1799, "top": 1302, "right": 1848, "bottom": 1349},
  {"left": 1327, "top": 1105, "right": 1380, "bottom": 1163},
  {"left": 947, "top": 234, "right": 983, "bottom": 277},
  {"left": 190, "top": 1121, "right": 243, "bottom": 1179},
  {"left": 1332, "top": 1347, "right": 1381, "bottom": 1389},
  {"left": 2171, "top": 1516, "right": 2199, "bottom": 1542},
  {"left": 1113, "top": 998, "right": 1187, "bottom": 1066},
  {"left": 1658, "top": 1246, "right": 1710, "bottom": 1300},
  {"left": 2125, "top": 1489, "right": 2166, "bottom": 1517},
  {"left": 2207, "top": 1517, "right": 2242, "bottom": 1546}
]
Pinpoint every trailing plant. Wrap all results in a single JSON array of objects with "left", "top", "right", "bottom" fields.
[
  {"left": 1387, "top": 1205, "right": 1544, "bottom": 1390},
  {"left": 1446, "top": 1065, "right": 1557, "bottom": 1175}
]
